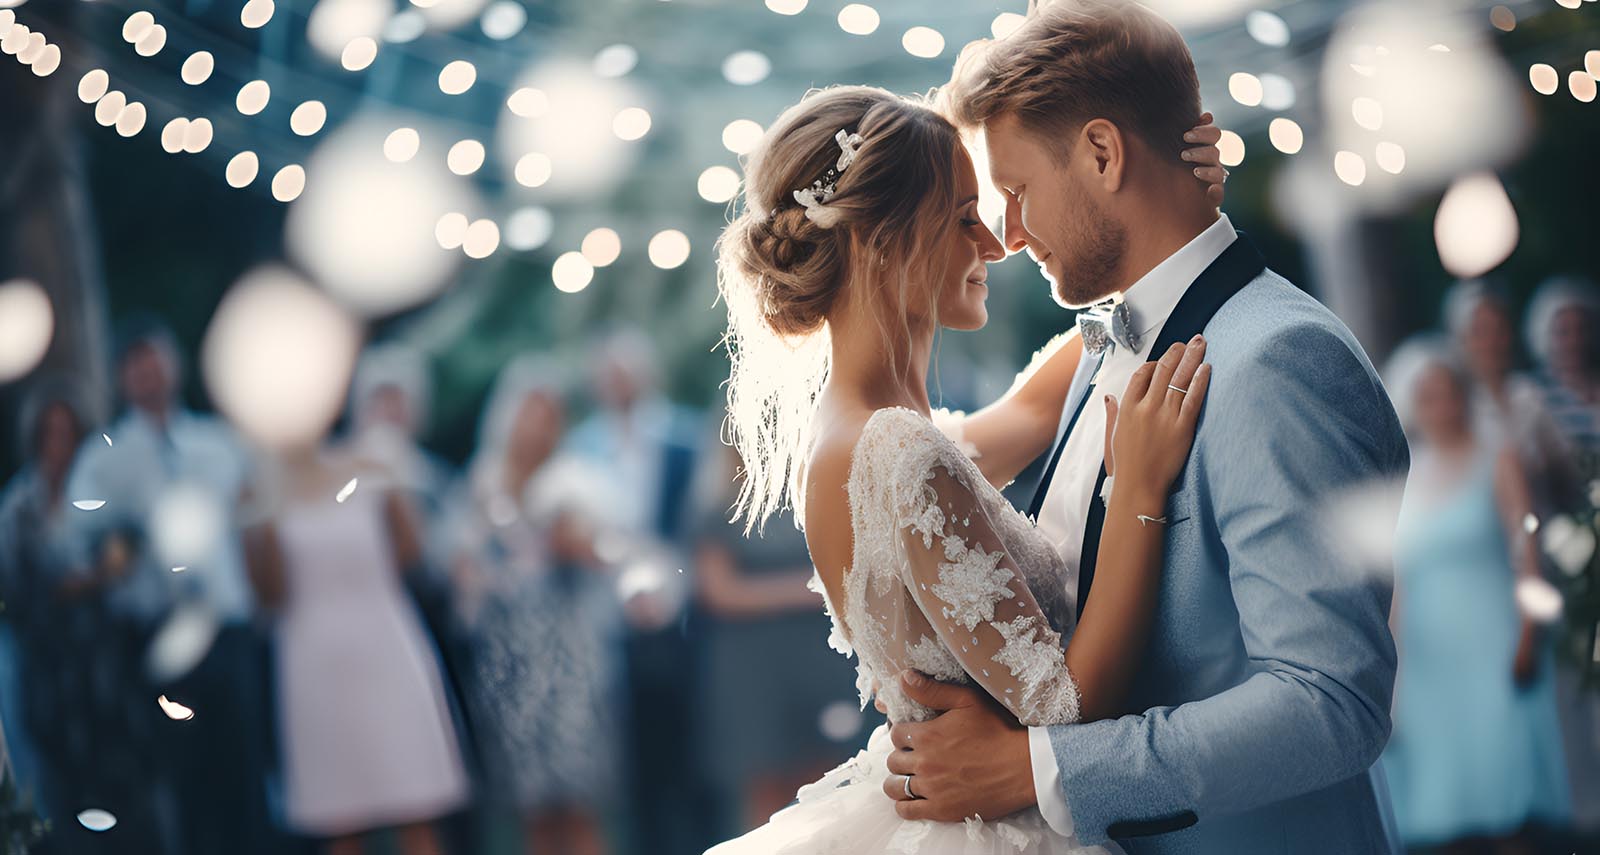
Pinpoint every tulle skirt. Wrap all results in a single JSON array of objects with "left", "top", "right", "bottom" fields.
[{"left": 706, "top": 725, "right": 1120, "bottom": 855}]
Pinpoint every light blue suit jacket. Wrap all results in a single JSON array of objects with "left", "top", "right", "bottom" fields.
[{"left": 1047, "top": 268, "right": 1409, "bottom": 853}]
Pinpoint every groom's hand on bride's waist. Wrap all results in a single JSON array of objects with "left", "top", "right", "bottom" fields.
[{"left": 882, "top": 670, "right": 1035, "bottom": 823}]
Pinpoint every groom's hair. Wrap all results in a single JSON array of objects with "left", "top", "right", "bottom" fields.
[{"left": 943, "top": 0, "right": 1200, "bottom": 163}]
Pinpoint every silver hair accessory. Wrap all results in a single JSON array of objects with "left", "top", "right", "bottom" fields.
[{"left": 791, "top": 129, "right": 865, "bottom": 228}]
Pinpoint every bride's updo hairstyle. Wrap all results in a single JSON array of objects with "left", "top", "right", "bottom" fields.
[{"left": 717, "top": 85, "right": 965, "bottom": 532}]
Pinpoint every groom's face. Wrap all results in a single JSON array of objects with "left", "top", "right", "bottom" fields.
[{"left": 982, "top": 115, "right": 1126, "bottom": 309}]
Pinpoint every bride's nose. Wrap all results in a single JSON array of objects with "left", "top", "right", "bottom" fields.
[{"left": 976, "top": 221, "right": 1004, "bottom": 262}]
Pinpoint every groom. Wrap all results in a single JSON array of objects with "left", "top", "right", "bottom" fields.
[{"left": 881, "top": 2, "right": 1409, "bottom": 853}]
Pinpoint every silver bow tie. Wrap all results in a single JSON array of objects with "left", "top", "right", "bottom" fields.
[{"left": 1075, "top": 297, "right": 1139, "bottom": 357}]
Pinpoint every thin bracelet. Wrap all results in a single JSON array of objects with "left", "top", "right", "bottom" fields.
[{"left": 1136, "top": 514, "right": 1169, "bottom": 527}]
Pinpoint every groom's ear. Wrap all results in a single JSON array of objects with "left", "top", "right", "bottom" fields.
[{"left": 1081, "top": 118, "right": 1126, "bottom": 193}]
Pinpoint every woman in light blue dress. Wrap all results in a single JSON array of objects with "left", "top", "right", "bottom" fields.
[{"left": 1382, "top": 340, "right": 1571, "bottom": 850}]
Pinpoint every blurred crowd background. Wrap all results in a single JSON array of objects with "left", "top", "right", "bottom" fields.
[{"left": 1, "top": 1, "right": 1598, "bottom": 854}]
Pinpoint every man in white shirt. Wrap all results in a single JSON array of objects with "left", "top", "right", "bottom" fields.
[{"left": 879, "top": 3, "right": 1408, "bottom": 852}]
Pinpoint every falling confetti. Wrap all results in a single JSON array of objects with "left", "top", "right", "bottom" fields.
[
  {"left": 1523, "top": 513, "right": 1540, "bottom": 535},
  {"left": 336, "top": 477, "right": 358, "bottom": 503},
  {"left": 77, "top": 809, "right": 117, "bottom": 832},
  {"left": 102, "top": 433, "right": 113, "bottom": 447},
  {"left": 72, "top": 499, "right": 106, "bottom": 511},
  {"left": 158, "top": 694, "right": 196, "bottom": 720},
  {"left": 171, "top": 565, "right": 187, "bottom": 572}
]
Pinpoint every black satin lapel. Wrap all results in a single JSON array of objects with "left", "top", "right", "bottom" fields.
[{"left": 1075, "top": 233, "right": 1266, "bottom": 619}]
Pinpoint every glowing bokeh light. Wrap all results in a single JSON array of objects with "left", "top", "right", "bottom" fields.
[
  {"left": 225, "top": 151, "right": 259, "bottom": 187},
  {"left": 1529, "top": 63, "right": 1558, "bottom": 95},
  {"left": 1217, "top": 130, "right": 1244, "bottom": 167},
  {"left": 1570, "top": 70, "right": 1597, "bottom": 103},
  {"left": 593, "top": 43, "right": 638, "bottom": 78},
  {"left": 1228, "top": 72, "right": 1263, "bottom": 106},
  {"left": 697, "top": 165, "right": 739, "bottom": 203},
  {"left": 78, "top": 68, "right": 109, "bottom": 103},
  {"left": 341, "top": 36, "right": 377, "bottom": 71},
  {"left": 271, "top": 165, "right": 306, "bottom": 202},
  {"left": 290, "top": 100, "right": 327, "bottom": 136},
  {"left": 1433, "top": 172, "right": 1518, "bottom": 278},
  {"left": 648, "top": 230, "right": 691, "bottom": 269},
  {"left": 383, "top": 127, "right": 420, "bottom": 162},
  {"left": 505, "top": 206, "right": 553, "bottom": 251},
  {"left": 181, "top": 51, "right": 213, "bottom": 84},
  {"left": 722, "top": 50, "right": 771, "bottom": 86},
  {"left": 1268, "top": 118, "right": 1303, "bottom": 154},
  {"left": 0, "top": 279, "right": 53, "bottom": 383},
  {"left": 613, "top": 107, "right": 652, "bottom": 141},
  {"left": 581, "top": 227, "right": 622, "bottom": 267},
  {"left": 462, "top": 219, "right": 500, "bottom": 259},
  {"left": 201, "top": 266, "right": 360, "bottom": 448},
  {"left": 447, "top": 138, "right": 485, "bottom": 175},
  {"left": 514, "top": 151, "right": 552, "bottom": 187},
  {"left": 1334, "top": 150, "right": 1366, "bottom": 186},
  {"left": 240, "top": 0, "right": 274, "bottom": 29},
  {"left": 507, "top": 87, "right": 548, "bottom": 118},
  {"left": 288, "top": 118, "right": 477, "bottom": 315},
  {"left": 722, "top": 119, "right": 764, "bottom": 155},
  {"left": 552, "top": 251, "right": 594, "bottom": 293},
  {"left": 1375, "top": 141, "right": 1406, "bottom": 174},
  {"left": 435, "top": 212, "right": 469, "bottom": 250},
  {"left": 236, "top": 80, "right": 271, "bottom": 116},
  {"left": 1245, "top": 10, "right": 1289, "bottom": 47},
  {"left": 902, "top": 26, "right": 944, "bottom": 59},
  {"left": 837, "top": 4, "right": 878, "bottom": 35},
  {"left": 439, "top": 59, "right": 476, "bottom": 95},
  {"left": 991, "top": 12, "right": 1025, "bottom": 39}
]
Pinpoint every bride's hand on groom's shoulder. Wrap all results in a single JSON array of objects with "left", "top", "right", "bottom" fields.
[
  {"left": 1182, "top": 112, "right": 1227, "bottom": 208},
  {"left": 881, "top": 671, "right": 1035, "bottom": 823},
  {"left": 1105, "top": 337, "right": 1211, "bottom": 508}
]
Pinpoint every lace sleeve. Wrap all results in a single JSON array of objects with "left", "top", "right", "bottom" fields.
[{"left": 891, "top": 450, "right": 1081, "bottom": 727}]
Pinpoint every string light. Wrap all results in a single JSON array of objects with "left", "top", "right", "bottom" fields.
[
  {"left": 901, "top": 26, "right": 944, "bottom": 59},
  {"left": 581, "top": 227, "right": 621, "bottom": 267},
  {"left": 1334, "top": 150, "right": 1366, "bottom": 186},
  {"left": 1228, "top": 72, "right": 1263, "bottom": 106},
  {"left": 1268, "top": 118, "right": 1303, "bottom": 154},
  {"left": 837, "top": 4, "right": 878, "bottom": 35},
  {"left": 552, "top": 251, "right": 594, "bottom": 293}
]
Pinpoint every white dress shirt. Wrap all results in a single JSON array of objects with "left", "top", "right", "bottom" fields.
[{"left": 1028, "top": 214, "right": 1237, "bottom": 837}]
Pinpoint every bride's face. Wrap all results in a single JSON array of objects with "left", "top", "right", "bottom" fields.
[{"left": 928, "top": 146, "right": 1005, "bottom": 331}]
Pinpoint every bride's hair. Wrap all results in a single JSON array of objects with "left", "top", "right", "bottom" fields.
[{"left": 716, "top": 85, "right": 964, "bottom": 532}]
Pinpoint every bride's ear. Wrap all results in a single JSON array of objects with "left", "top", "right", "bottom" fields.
[{"left": 1081, "top": 119, "right": 1126, "bottom": 193}]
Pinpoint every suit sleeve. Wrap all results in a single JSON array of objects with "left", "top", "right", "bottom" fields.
[{"left": 1043, "top": 323, "right": 1408, "bottom": 845}]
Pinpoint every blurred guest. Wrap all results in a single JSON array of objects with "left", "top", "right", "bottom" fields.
[
  {"left": 64, "top": 315, "right": 271, "bottom": 855},
  {"left": 342, "top": 343, "right": 454, "bottom": 530},
  {"left": 445, "top": 359, "right": 623, "bottom": 855},
  {"left": 1525, "top": 276, "right": 1600, "bottom": 841},
  {"left": 691, "top": 441, "right": 863, "bottom": 833},
  {"left": 1524, "top": 275, "right": 1600, "bottom": 496},
  {"left": 1444, "top": 280, "right": 1572, "bottom": 508},
  {"left": 1381, "top": 339, "right": 1570, "bottom": 853},
  {"left": 243, "top": 443, "right": 469, "bottom": 855},
  {"left": 2, "top": 383, "right": 173, "bottom": 855},
  {"left": 0, "top": 383, "right": 94, "bottom": 823},
  {"left": 340, "top": 343, "right": 477, "bottom": 855},
  {"left": 560, "top": 330, "right": 707, "bottom": 855}
]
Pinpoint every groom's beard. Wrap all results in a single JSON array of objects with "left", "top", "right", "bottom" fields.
[{"left": 1052, "top": 191, "right": 1128, "bottom": 309}]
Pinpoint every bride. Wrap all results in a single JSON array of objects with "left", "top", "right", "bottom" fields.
[{"left": 708, "top": 85, "right": 1222, "bottom": 854}]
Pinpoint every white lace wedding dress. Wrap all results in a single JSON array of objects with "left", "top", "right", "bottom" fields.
[{"left": 707, "top": 407, "right": 1118, "bottom": 854}]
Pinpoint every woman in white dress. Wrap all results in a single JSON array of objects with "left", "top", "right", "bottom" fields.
[
  {"left": 244, "top": 448, "right": 470, "bottom": 855},
  {"left": 706, "top": 86, "right": 1223, "bottom": 853}
]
